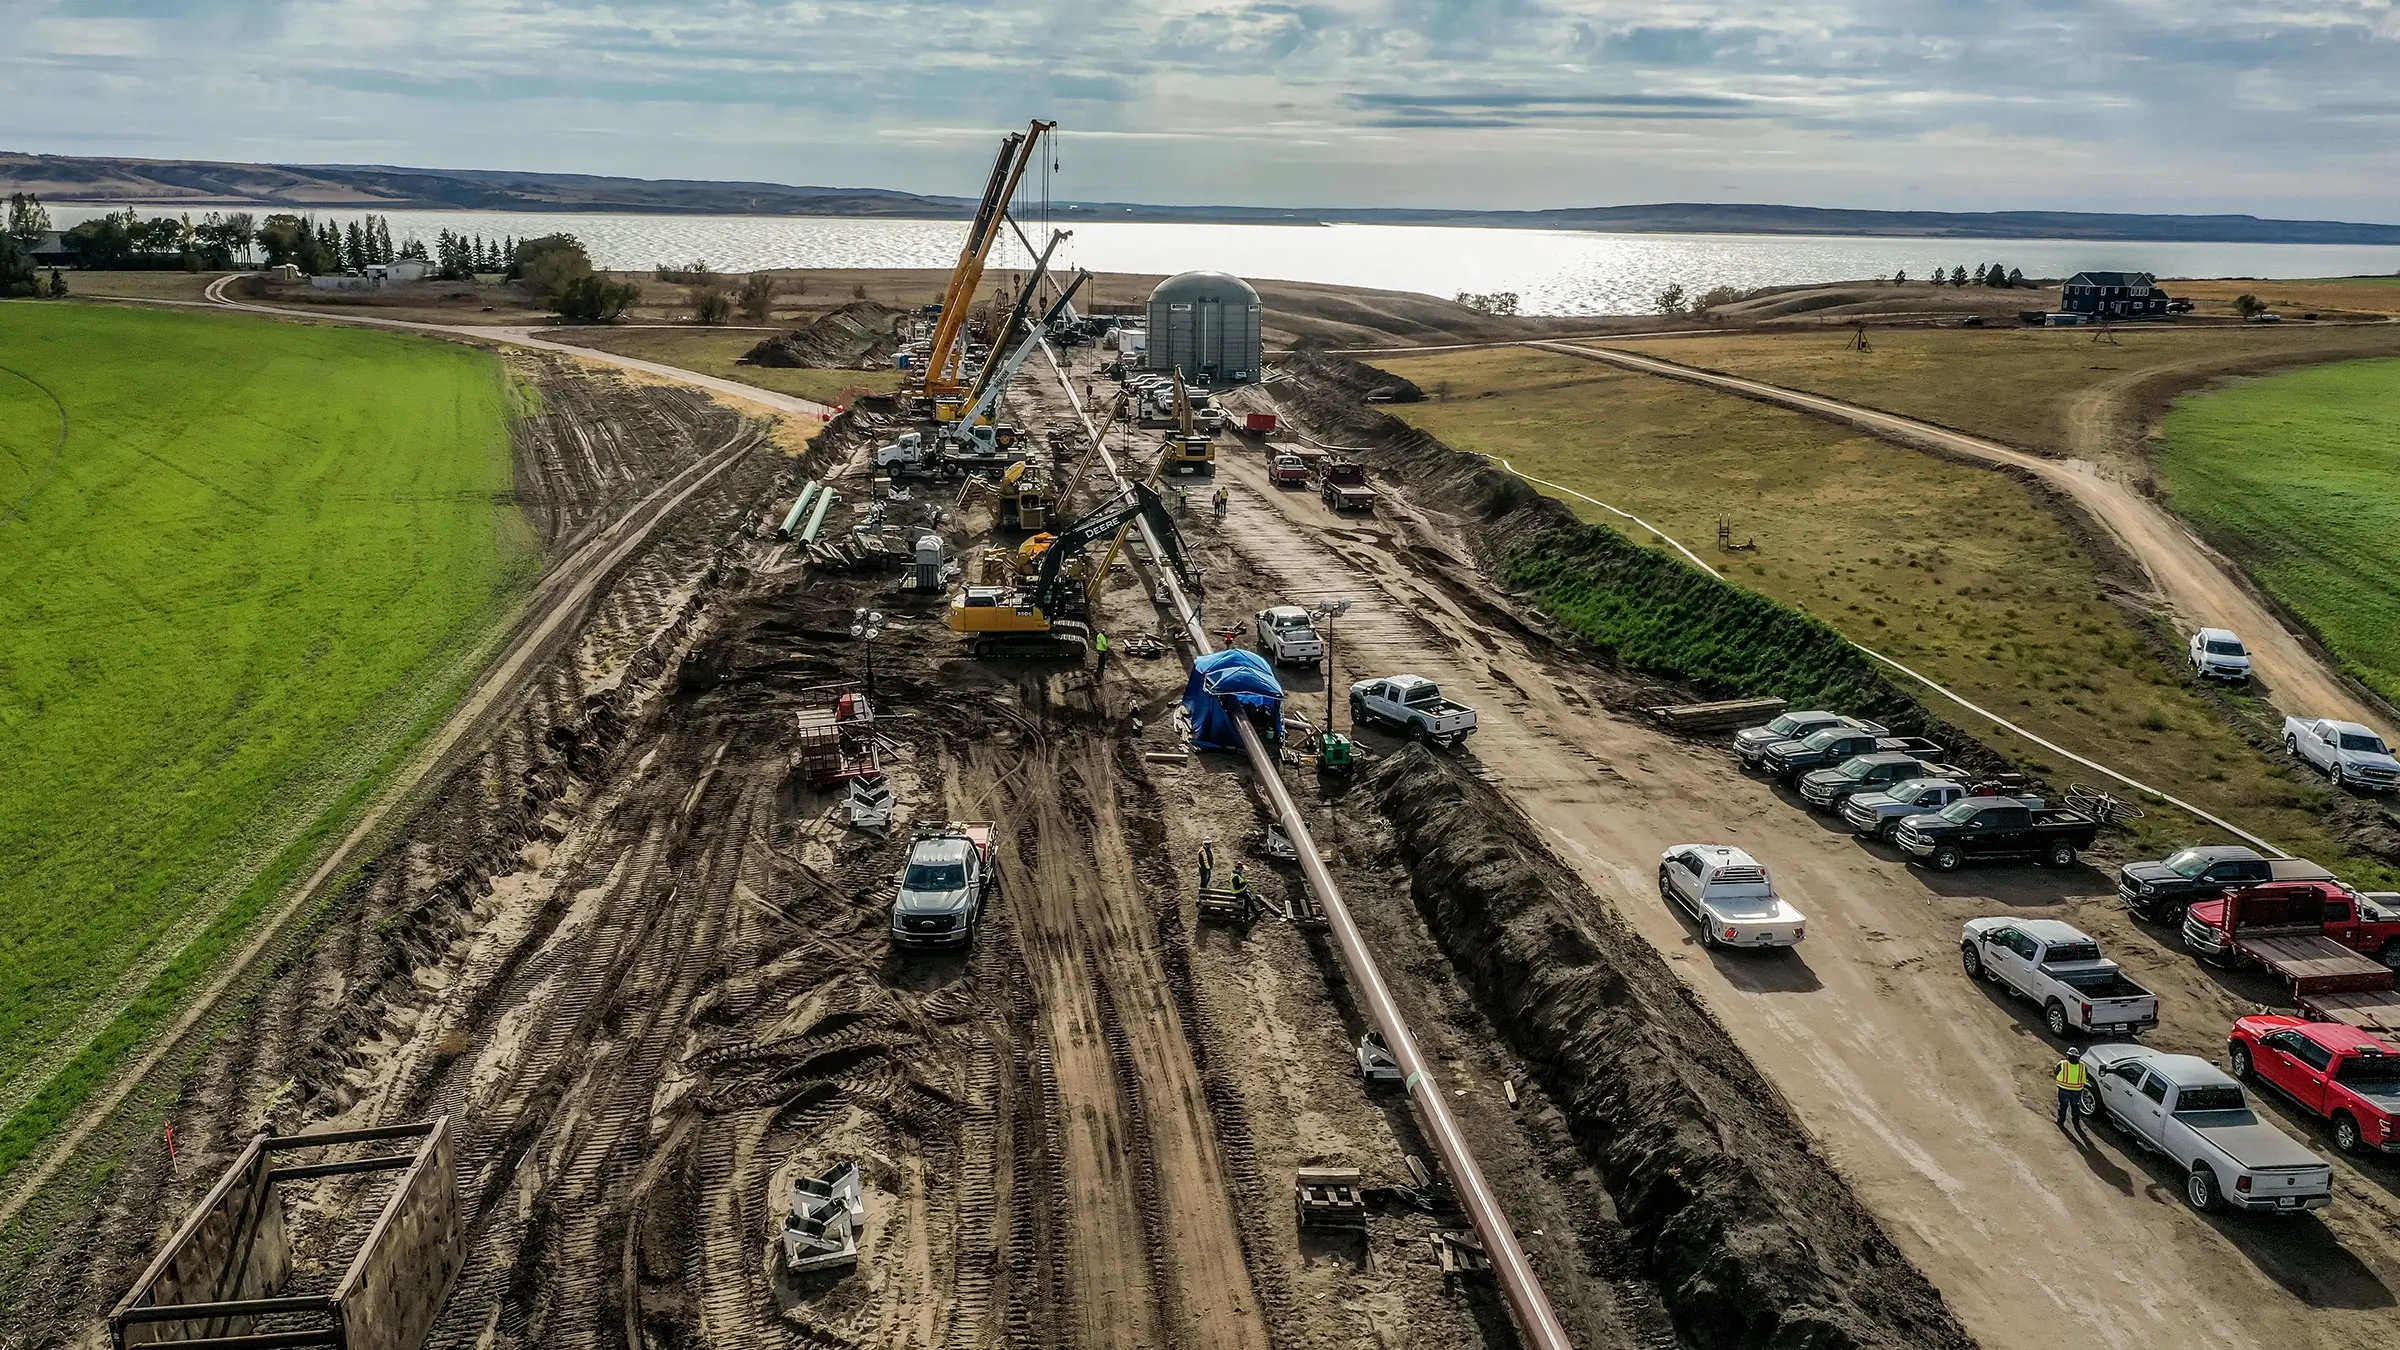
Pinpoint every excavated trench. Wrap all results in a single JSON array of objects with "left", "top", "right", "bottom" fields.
[{"left": 1363, "top": 745, "right": 1973, "bottom": 1350}]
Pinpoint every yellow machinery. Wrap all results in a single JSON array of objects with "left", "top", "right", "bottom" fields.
[
  {"left": 954, "top": 458, "right": 1058, "bottom": 532},
  {"left": 917, "top": 120, "right": 1055, "bottom": 413},
  {"left": 1157, "top": 370, "right": 1216, "bottom": 477},
  {"left": 946, "top": 484, "right": 1193, "bottom": 659}
]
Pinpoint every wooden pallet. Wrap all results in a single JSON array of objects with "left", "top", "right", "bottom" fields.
[
  {"left": 1647, "top": 696, "right": 1788, "bottom": 733},
  {"left": 1295, "top": 1167, "right": 1366, "bottom": 1229}
]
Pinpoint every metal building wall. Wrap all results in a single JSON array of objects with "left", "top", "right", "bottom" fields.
[{"left": 1142, "top": 273, "right": 1262, "bottom": 384}]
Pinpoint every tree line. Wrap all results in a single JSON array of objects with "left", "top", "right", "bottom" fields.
[{"left": 1892, "top": 263, "right": 2026, "bottom": 287}]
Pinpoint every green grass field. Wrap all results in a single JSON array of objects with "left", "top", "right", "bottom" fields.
[
  {"left": 0, "top": 303, "right": 531, "bottom": 1166},
  {"left": 1378, "top": 347, "right": 2390, "bottom": 878},
  {"left": 2156, "top": 358, "right": 2400, "bottom": 707}
]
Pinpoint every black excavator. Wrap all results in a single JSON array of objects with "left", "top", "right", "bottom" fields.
[{"left": 945, "top": 482, "right": 1196, "bottom": 659}]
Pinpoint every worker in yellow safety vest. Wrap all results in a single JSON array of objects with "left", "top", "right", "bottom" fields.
[
  {"left": 2053, "top": 1047, "right": 2089, "bottom": 1128},
  {"left": 1229, "top": 862, "right": 1259, "bottom": 925}
]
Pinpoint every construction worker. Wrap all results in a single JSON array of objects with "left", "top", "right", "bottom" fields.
[
  {"left": 1092, "top": 630, "right": 1111, "bottom": 684},
  {"left": 1229, "top": 862, "right": 1259, "bottom": 925},
  {"left": 2053, "top": 1047, "right": 2090, "bottom": 1128},
  {"left": 1212, "top": 484, "right": 1229, "bottom": 523},
  {"left": 1198, "top": 838, "right": 1216, "bottom": 891}
]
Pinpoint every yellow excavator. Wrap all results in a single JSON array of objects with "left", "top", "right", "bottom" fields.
[
  {"left": 1157, "top": 370, "right": 1215, "bottom": 477},
  {"left": 916, "top": 120, "right": 1055, "bottom": 418},
  {"left": 945, "top": 483, "right": 1194, "bottom": 659}
]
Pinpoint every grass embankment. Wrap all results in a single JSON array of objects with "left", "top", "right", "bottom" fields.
[
  {"left": 1601, "top": 323, "right": 2400, "bottom": 461},
  {"left": 1378, "top": 347, "right": 2387, "bottom": 875},
  {"left": 0, "top": 304, "right": 532, "bottom": 1178},
  {"left": 543, "top": 326, "right": 898, "bottom": 407},
  {"left": 2156, "top": 358, "right": 2400, "bottom": 709}
]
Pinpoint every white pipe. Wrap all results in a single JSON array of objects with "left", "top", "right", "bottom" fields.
[{"left": 1038, "top": 344, "right": 1575, "bottom": 1350}]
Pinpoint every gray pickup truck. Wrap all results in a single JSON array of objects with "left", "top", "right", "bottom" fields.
[
  {"left": 1734, "top": 710, "right": 1883, "bottom": 770},
  {"left": 1797, "top": 751, "right": 1952, "bottom": 811},
  {"left": 1841, "top": 777, "right": 1970, "bottom": 840},
  {"left": 889, "top": 823, "right": 996, "bottom": 950},
  {"left": 2080, "top": 1043, "right": 2333, "bottom": 1214}
]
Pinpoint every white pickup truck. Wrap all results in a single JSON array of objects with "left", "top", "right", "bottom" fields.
[
  {"left": 2283, "top": 716, "right": 2400, "bottom": 791},
  {"left": 2079, "top": 1043, "right": 2334, "bottom": 1214},
  {"left": 1253, "top": 606, "right": 1325, "bottom": 668},
  {"left": 1658, "top": 844, "right": 1807, "bottom": 949},
  {"left": 1960, "top": 918, "right": 2160, "bottom": 1037},
  {"left": 1350, "top": 675, "right": 1477, "bottom": 746}
]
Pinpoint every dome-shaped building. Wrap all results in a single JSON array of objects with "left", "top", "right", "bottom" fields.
[{"left": 1144, "top": 270, "right": 1262, "bottom": 385}]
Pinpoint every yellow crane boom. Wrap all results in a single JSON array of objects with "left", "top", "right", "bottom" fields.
[{"left": 920, "top": 119, "right": 1055, "bottom": 401}]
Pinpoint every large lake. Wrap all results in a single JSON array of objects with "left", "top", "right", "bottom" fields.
[{"left": 49, "top": 204, "right": 2400, "bottom": 316}]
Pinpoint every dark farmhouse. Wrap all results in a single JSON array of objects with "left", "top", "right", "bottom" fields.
[{"left": 2061, "top": 271, "right": 2170, "bottom": 318}]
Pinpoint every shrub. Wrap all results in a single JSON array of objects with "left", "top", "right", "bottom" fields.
[{"left": 555, "top": 275, "right": 642, "bottom": 323}]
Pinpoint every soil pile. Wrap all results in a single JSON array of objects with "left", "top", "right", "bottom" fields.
[
  {"left": 1365, "top": 743, "right": 1976, "bottom": 1350},
  {"left": 743, "top": 301, "right": 907, "bottom": 369}
]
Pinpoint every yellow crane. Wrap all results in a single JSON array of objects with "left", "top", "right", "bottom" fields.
[{"left": 917, "top": 119, "right": 1055, "bottom": 416}]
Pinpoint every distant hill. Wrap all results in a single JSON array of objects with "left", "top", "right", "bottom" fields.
[{"left": 8, "top": 151, "right": 2399, "bottom": 244}]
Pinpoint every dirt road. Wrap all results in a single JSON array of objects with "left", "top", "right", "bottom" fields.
[
  {"left": 1532, "top": 340, "right": 2392, "bottom": 743},
  {"left": 197, "top": 273, "right": 836, "bottom": 422},
  {"left": 1209, "top": 436, "right": 2400, "bottom": 1350}
]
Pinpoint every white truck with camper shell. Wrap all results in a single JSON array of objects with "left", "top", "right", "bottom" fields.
[
  {"left": 1253, "top": 606, "right": 1326, "bottom": 668},
  {"left": 2078, "top": 1043, "right": 2334, "bottom": 1214},
  {"left": 1657, "top": 845, "right": 1807, "bottom": 950},
  {"left": 1350, "top": 675, "right": 1477, "bottom": 746},
  {"left": 1959, "top": 918, "right": 2160, "bottom": 1037},
  {"left": 2283, "top": 716, "right": 2400, "bottom": 791}
]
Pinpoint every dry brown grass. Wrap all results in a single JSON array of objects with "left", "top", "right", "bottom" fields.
[
  {"left": 1376, "top": 345, "right": 2391, "bottom": 881},
  {"left": 1599, "top": 322, "right": 2400, "bottom": 463},
  {"left": 540, "top": 326, "right": 898, "bottom": 408}
]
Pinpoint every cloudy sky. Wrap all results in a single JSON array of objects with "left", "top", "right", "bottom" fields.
[{"left": 6, "top": 0, "right": 2399, "bottom": 219}]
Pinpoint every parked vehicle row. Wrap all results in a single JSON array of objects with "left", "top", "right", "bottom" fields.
[{"left": 1732, "top": 708, "right": 2097, "bottom": 871}]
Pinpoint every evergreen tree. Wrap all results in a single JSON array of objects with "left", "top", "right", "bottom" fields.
[
  {"left": 2007, "top": 267, "right": 2024, "bottom": 287},
  {"left": 1949, "top": 266, "right": 1968, "bottom": 287},
  {"left": 1973, "top": 264, "right": 1988, "bottom": 285}
]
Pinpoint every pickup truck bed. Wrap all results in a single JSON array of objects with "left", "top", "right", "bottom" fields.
[
  {"left": 2240, "top": 932, "right": 2397, "bottom": 996},
  {"left": 2298, "top": 989, "right": 2400, "bottom": 1035}
]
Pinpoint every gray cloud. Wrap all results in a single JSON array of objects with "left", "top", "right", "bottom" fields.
[{"left": 0, "top": 0, "right": 2395, "bottom": 219}]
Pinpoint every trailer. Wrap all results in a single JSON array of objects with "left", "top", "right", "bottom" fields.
[{"left": 1244, "top": 411, "right": 1281, "bottom": 434}]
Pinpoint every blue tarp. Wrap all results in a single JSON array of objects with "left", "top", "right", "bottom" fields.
[{"left": 1183, "top": 648, "right": 1285, "bottom": 750}]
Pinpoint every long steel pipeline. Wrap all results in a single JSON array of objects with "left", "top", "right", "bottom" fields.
[{"left": 1037, "top": 346, "right": 1573, "bottom": 1350}]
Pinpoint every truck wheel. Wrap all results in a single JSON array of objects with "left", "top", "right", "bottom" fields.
[
  {"left": 2045, "top": 841, "right": 2078, "bottom": 869},
  {"left": 1931, "top": 845, "right": 1964, "bottom": 873},
  {"left": 2077, "top": 1088, "right": 2103, "bottom": 1123},
  {"left": 2380, "top": 945, "right": 2400, "bottom": 971},
  {"left": 2045, "top": 1000, "right": 2071, "bottom": 1037},
  {"left": 2330, "top": 762, "right": 2347, "bottom": 789},
  {"left": 2229, "top": 1043, "right": 2254, "bottom": 1081},
  {"left": 2286, "top": 734, "right": 2301, "bottom": 757},
  {"left": 2335, "top": 1113, "right": 2364, "bottom": 1154},
  {"left": 1960, "top": 943, "right": 1985, "bottom": 980},
  {"left": 2185, "top": 1167, "right": 2222, "bottom": 1214},
  {"left": 1349, "top": 694, "right": 1368, "bottom": 724}
]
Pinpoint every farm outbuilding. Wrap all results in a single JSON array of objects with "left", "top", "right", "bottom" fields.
[{"left": 1144, "top": 270, "right": 1262, "bottom": 386}]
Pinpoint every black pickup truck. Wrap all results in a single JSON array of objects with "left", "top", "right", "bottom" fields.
[
  {"left": 1761, "top": 727, "right": 1945, "bottom": 784},
  {"left": 1893, "top": 797, "right": 2101, "bottom": 871},
  {"left": 2116, "top": 846, "right": 2332, "bottom": 922}
]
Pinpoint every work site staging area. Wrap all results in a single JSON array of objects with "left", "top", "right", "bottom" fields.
[{"left": 21, "top": 118, "right": 2400, "bottom": 1350}]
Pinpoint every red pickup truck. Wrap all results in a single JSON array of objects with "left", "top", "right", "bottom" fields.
[
  {"left": 2229, "top": 1015, "right": 2400, "bottom": 1154},
  {"left": 2185, "top": 880, "right": 2400, "bottom": 1000}
]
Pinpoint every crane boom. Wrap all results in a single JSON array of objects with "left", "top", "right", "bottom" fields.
[{"left": 920, "top": 119, "right": 1055, "bottom": 398}]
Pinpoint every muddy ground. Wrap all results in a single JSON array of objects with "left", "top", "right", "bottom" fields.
[{"left": 35, "top": 325, "right": 2393, "bottom": 1350}]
